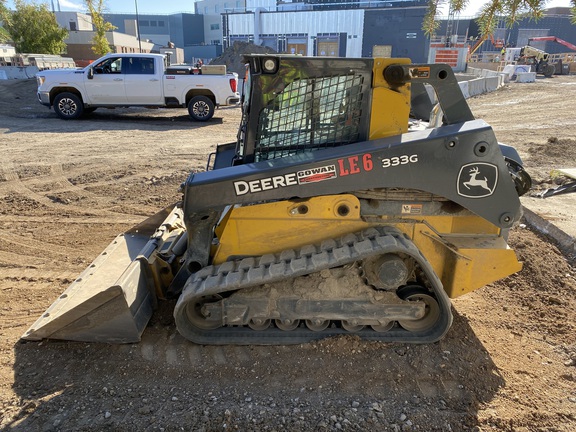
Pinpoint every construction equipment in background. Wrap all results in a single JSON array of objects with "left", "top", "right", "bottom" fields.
[
  {"left": 468, "top": 33, "right": 506, "bottom": 60},
  {"left": 22, "top": 55, "right": 532, "bottom": 345},
  {"left": 517, "top": 36, "right": 576, "bottom": 77},
  {"left": 528, "top": 36, "right": 576, "bottom": 52},
  {"left": 517, "top": 45, "right": 556, "bottom": 77},
  {"left": 527, "top": 36, "right": 576, "bottom": 75}
]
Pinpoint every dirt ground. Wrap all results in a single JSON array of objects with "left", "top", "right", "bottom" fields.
[{"left": 0, "top": 75, "right": 575, "bottom": 432}]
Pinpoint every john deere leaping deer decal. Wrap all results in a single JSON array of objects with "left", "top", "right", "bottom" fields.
[{"left": 457, "top": 163, "right": 498, "bottom": 198}]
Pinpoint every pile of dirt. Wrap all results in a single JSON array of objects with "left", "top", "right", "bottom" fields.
[
  {"left": 0, "top": 79, "right": 39, "bottom": 113},
  {"left": 209, "top": 41, "right": 277, "bottom": 75},
  {"left": 1, "top": 72, "right": 576, "bottom": 432},
  {"left": 526, "top": 137, "right": 576, "bottom": 192}
]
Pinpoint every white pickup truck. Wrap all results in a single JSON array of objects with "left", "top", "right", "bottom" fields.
[{"left": 36, "top": 53, "right": 240, "bottom": 121}]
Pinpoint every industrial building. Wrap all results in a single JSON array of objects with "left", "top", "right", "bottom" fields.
[{"left": 20, "top": 1, "right": 576, "bottom": 67}]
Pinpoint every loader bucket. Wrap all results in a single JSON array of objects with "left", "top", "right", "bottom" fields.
[{"left": 22, "top": 206, "right": 183, "bottom": 344}]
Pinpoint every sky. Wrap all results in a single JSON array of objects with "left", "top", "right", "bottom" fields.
[{"left": 3, "top": 0, "right": 574, "bottom": 16}]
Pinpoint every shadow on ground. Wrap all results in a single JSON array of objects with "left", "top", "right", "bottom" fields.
[{"left": 7, "top": 308, "right": 504, "bottom": 431}]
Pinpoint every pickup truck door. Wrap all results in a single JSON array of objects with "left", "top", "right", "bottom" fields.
[
  {"left": 84, "top": 56, "right": 127, "bottom": 104},
  {"left": 123, "top": 57, "right": 164, "bottom": 104}
]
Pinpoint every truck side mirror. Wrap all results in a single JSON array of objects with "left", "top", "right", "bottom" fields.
[{"left": 87, "top": 67, "right": 94, "bottom": 79}]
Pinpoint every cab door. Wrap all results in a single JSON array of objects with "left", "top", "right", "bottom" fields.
[
  {"left": 84, "top": 56, "right": 127, "bottom": 104},
  {"left": 123, "top": 56, "right": 164, "bottom": 105}
]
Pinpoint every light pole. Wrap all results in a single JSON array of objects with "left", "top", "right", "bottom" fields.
[{"left": 135, "top": 0, "right": 142, "bottom": 53}]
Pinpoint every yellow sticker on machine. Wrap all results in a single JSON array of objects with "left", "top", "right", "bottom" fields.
[{"left": 409, "top": 67, "right": 431, "bottom": 79}]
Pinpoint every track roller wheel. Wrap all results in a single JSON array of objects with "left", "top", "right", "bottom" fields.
[
  {"left": 397, "top": 285, "right": 440, "bottom": 332},
  {"left": 248, "top": 318, "right": 271, "bottom": 331},
  {"left": 371, "top": 321, "right": 394, "bottom": 332},
  {"left": 341, "top": 321, "right": 365, "bottom": 332},
  {"left": 305, "top": 319, "right": 330, "bottom": 332},
  {"left": 275, "top": 319, "right": 300, "bottom": 331}
]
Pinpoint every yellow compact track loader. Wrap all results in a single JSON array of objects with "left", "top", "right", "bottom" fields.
[{"left": 23, "top": 55, "right": 531, "bottom": 345}]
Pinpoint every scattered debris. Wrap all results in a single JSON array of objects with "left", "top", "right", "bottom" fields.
[{"left": 537, "top": 169, "right": 576, "bottom": 198}]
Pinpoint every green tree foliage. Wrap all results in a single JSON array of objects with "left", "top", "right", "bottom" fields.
[
  {"left": 85, "top": 0, "right": 116, "bottom": 56},
  {"left": 423, "top": 0, "right": 576, "bottom": 36},
  {"left": 0, "top": 0, "right": 12, "bottom": 42},
  {"left": 3, "top": 0, "right": 68, "bottom": 53}
]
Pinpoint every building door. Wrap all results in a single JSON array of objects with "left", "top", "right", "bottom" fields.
[
  {"left": 317, "top": 41, "right": 338, "bottom": 57},
  {"left": 287, "top": 43, "right": 307, "bottom": 55}
]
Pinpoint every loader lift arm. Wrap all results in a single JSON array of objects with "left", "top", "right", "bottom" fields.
[{"left": 528, "top": 36, "right": 576, "bottom": 51}]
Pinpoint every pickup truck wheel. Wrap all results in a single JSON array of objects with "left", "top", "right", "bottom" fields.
[
  {"left": 188, "top": 96, "right": 214, "bottom": 121},
  {"left": 54, "top": 92, "right": 84, "bottom": 120}
]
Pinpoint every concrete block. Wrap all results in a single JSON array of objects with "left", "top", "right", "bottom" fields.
[
  {"left": 485, "top": 76, "right": 499, "bottom": 92},
  {"left": 468, "top": 78, "right": 486, "bottom": 96},
  {"left": 465, "top": 67, "right": 478, "bottom": 76},
  {"left": 458, "top": 80, "right": 470, "bottom": 98},
  {"left": 0, "top": 66, "right": 39, "bottom": 79},
  {"left": 514, "top": 65, "right": 532, "bottom": 75},
  {"left": 516, "top": 72, "right": 536, "bottom": 83},
  {"left": 502, "top": 65, "right": 516, "bottom": 81}
]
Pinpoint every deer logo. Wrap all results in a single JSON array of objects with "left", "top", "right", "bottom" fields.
[
  {"left": 463, "top": 166, "right": 493, "bottom": 193},
  {"left": 457, "top": 163, "right": 498, "bottom": 198}
]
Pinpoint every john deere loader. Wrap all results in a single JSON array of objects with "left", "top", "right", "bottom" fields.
[{"left": 22, "top": 55, "right": 531, "bottom": 345}]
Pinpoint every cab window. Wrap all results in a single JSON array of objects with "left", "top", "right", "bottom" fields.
[
  {"left": 125, "top": 57, "right": 155, "bottom": 75},
  {"left": 93, "top": 57, "right": 122, "bottom": 74}
]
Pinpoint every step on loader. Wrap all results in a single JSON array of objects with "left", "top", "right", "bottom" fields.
[{"left": 22, "top": 55, "right": 531, "bottom": 345}]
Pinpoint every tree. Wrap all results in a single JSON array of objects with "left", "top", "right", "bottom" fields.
[
  {"left": 3, "top": 0, "right": 68, "bottom": 53},
  {"left": 0, "top": 0, "right": 11, "bottom": 42},
  {"left": 423, "top": 0, "right": 576, "bottom": 37},
  {"left": 85, "top": 0, "right": 116, "bottom": 56}
]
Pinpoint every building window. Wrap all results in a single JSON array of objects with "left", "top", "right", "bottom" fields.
[
  {"left": 224, "top": 2, "right": 228, "bottom": 9},
  {"left": 210, "top": 23, "right": 220, "bottom": 30},
  {"left": 214, "top": 5, "right": 219, "bottom": 13},
  {"left": 158, "top": 21, "right": 165, "bottom": 27},
  {"left": 69, "top": 21, "right": 77, "bottom": 31},
  {"left": 150, "top": 20, "right": 157, "bottom": 27},
  {"left": 204, "top": 7, "right": 208, "bottom": 14},
  {"left": 236, "top": 0, "right": 241, "bottom": 7},
  {"left": 139, "top": 20, "right": 149, "bottom": 27}
]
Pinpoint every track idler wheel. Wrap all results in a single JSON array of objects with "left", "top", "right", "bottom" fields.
[
  {"left": 184, "top": 296, "right": 222, "bottom": 330},
  {"left": 396, "top": 285, "right": 441, "bottom": 332}
]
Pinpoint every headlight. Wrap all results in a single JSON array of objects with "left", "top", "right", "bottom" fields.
[{"left": 36, "top": 76, "right": 46, "bottom": 87}]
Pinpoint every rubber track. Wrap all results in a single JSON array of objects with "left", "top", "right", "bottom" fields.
[{"left": 174, "top": 227, "right": 453, "bottom": 345}]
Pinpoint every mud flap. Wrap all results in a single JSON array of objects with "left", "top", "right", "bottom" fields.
[{"left": 22, "top": 206, "right": 182, "bottom": 344}]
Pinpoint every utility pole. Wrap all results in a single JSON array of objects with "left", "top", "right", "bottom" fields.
[{"left": 134, "top": 0, "right": 142, "bottom": 53}]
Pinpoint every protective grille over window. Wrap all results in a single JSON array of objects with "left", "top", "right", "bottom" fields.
[{"left": 254, "top": 74, "right": 364, "bottom": 161}]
